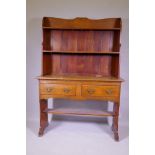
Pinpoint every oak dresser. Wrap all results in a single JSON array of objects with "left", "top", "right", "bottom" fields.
[{"left": 37, "top": 17, "right": 123, "bottom": 141}]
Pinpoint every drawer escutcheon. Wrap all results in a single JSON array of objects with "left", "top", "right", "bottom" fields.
[
  {"left": 87, "top": 89, "right": 95, "bottom": 94},
  {"left": 46, "top": 88, "right": 54, "bottom": 92},
  {"left": 105, "top": 89, "right": 113, "bottom": 95},
  {"left": 63, "top": 88, "right": 71, "bottom": 93}
]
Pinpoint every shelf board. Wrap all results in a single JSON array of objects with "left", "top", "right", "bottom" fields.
[
  {"left": 37, "top": 74, "right": 124, "bottom": 82},
  {"left": 43, "top": 50, "right": 120, "bottom": 55},
  {"left": 44, "top": 108, "right": 114, "bottom": 117},
  {"left": 43, "top": 27, "right": 121, "bottom": 30}
]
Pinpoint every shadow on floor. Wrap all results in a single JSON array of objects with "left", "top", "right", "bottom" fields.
[
  {"left": 98, "top": 122, "right": 129, "bottom": 141},
  {"left": 27, "top": 118, "right": 128, "bottom": 141},
  {"left": 26, "top": 120, "right": 39, "bottom": 136}
]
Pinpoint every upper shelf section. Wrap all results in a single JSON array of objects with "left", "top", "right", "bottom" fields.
[
  {"left": 43, "top": 30, "right": 121, "bottom": 52},
  {"left": 42, "top": 17, "right": 122, "bottom": 30}
]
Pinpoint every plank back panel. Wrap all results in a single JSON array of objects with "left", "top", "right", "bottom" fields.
[
  {"left": 42, "top": 53, "right": 52, "bottom": 75},
  {"left": 111, "top": 55, "right": 119, "bottom": 77},
  {"left": 42, "top": 18, "right": 121, "bottom": 78},
  {"left": 43, "top": 29, "right": 52, "bottom": 51},
  {"left": 43, "top": 30, "right": 118, "bottom": 52},
  {"left": 51, "top": 54, "right": 112, "bottom": 77}
]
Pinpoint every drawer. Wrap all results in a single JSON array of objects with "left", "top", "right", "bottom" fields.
[
  {"left": 40, "top": 84, "right": 76, "bottom": 96},
  {"left": 82, "top": 85, "right": 119, "bottom": 97}
]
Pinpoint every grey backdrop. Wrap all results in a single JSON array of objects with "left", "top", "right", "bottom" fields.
[{"left": 27, "top": 0, "right": 128, "bottom": 125}]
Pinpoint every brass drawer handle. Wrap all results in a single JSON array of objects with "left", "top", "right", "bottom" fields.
[
  {"left": 46, "top": 88, "right": 53, "bottom": 92},
  {"left": 105, "top": 89, "right": 113, "bottom": 95},
  {"left": 87, "top": 89, "right": 95, "bottom": 94},
  {"left": 63, "top": 88, "right": 71, "bottom": 93}
]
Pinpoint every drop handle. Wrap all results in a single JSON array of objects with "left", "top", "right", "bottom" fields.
[
  {"left": 87, "top": 89, "right": 95, "bottom": 94},
  {"left": 105, "top": 89, "right": 113, "bottom": 95},
  {"left": 63, "top": 88, "right": 71, "bottom": 93},
  {"left": 46, "top": 88, "right": 53, "bottom": 92}
]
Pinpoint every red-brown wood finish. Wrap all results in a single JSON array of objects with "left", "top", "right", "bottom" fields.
[
  {"left": 38, "top": 17, "right": 123, "bottom": 141},
  {"left": 42, "top": 17, "right": 121, "bottom": 30},
  {"left": 38, "top": 99, "right": 48, "bottom": 136},
  {"left": 43, "top": 30, "right": 120, "bottom": 52}
]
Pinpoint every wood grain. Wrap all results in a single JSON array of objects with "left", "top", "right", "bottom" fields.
[
  {"left": 38, "top": 99, "right": 48, "bottom": 136},
  {"left": 50, "top": 54, "right": 113, "bottom": 77},
  {"left": 38, "top": 17, "right": 123, "bottom": 141},
  {"left": 37, "top": 74, "right": 123, "bottom": 82},
  {"left": 82, "top": 85, "right": 120, "bottom": 97},
  {"left": 44, "top": 108, "right": 115, "bottom": 117},
  {"left": 40, "top": 83, "right": 76, "bottom": 96},
  {"left": 39, "top": 80, "right": 121, "bottom": 102},
  {"left": 42, "top": 17, "right": 121, "bottom": 30},
  {"left": 43, "top": 30, "right": 118, "bottom": 52}
]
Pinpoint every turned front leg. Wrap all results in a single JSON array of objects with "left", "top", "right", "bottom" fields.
[
  {"left": 112, "top": 102, "right": 120, "bottom": 141},
  {"left": 38, "top": 99, "right": 48, "bottom": 137}
]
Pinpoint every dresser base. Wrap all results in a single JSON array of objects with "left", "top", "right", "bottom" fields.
[{"left": 38, "top": 77, "right": 122, "bottom": 141}]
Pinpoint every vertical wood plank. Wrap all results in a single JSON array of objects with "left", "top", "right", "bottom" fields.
[
  {"left": 52, "top": 54, "right": 61, "bottom": 74},
  {"left": 43, "top": 53, "right": 52, "bottom": 75},
  {"left": 43, "top": 29, "right": 52, "bottom": 50},
  {"left": 100, "top": 56, "right": 111, "bottom": 76},
  {"left": 52, "top": 30, "right": 62, "bottom": 51}
]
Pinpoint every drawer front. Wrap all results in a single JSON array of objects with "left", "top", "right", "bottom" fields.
[
  {"left": 40, "top": 84, "right": 76, "bottom": 96},
  {"left": 82, "top": 85, "right": 119, "bottom": 97}
]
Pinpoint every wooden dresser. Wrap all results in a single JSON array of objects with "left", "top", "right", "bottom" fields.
[{"left": 37, "top": 17, "right": 123, "bottom": 141}]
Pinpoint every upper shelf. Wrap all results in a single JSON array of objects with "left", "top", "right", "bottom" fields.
[
  {"left": 43, "top": 27, "right": 121, "bottom": 30},
  {"left": 42, "top": 17, "right": 122, "bottom": 30},
  {"left": 43, "top": 50, "right": 120, "bottom": 54}
]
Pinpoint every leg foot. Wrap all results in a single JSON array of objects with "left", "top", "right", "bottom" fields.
[
  {"left": 38, "top": 127, "right": 44, "bottom": 137},
  {"left": 38, "top": 122, "right": 48, "bottom": 137},
  {"left": 114, "top": 132, "right": 119, "bottom": 141}
]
